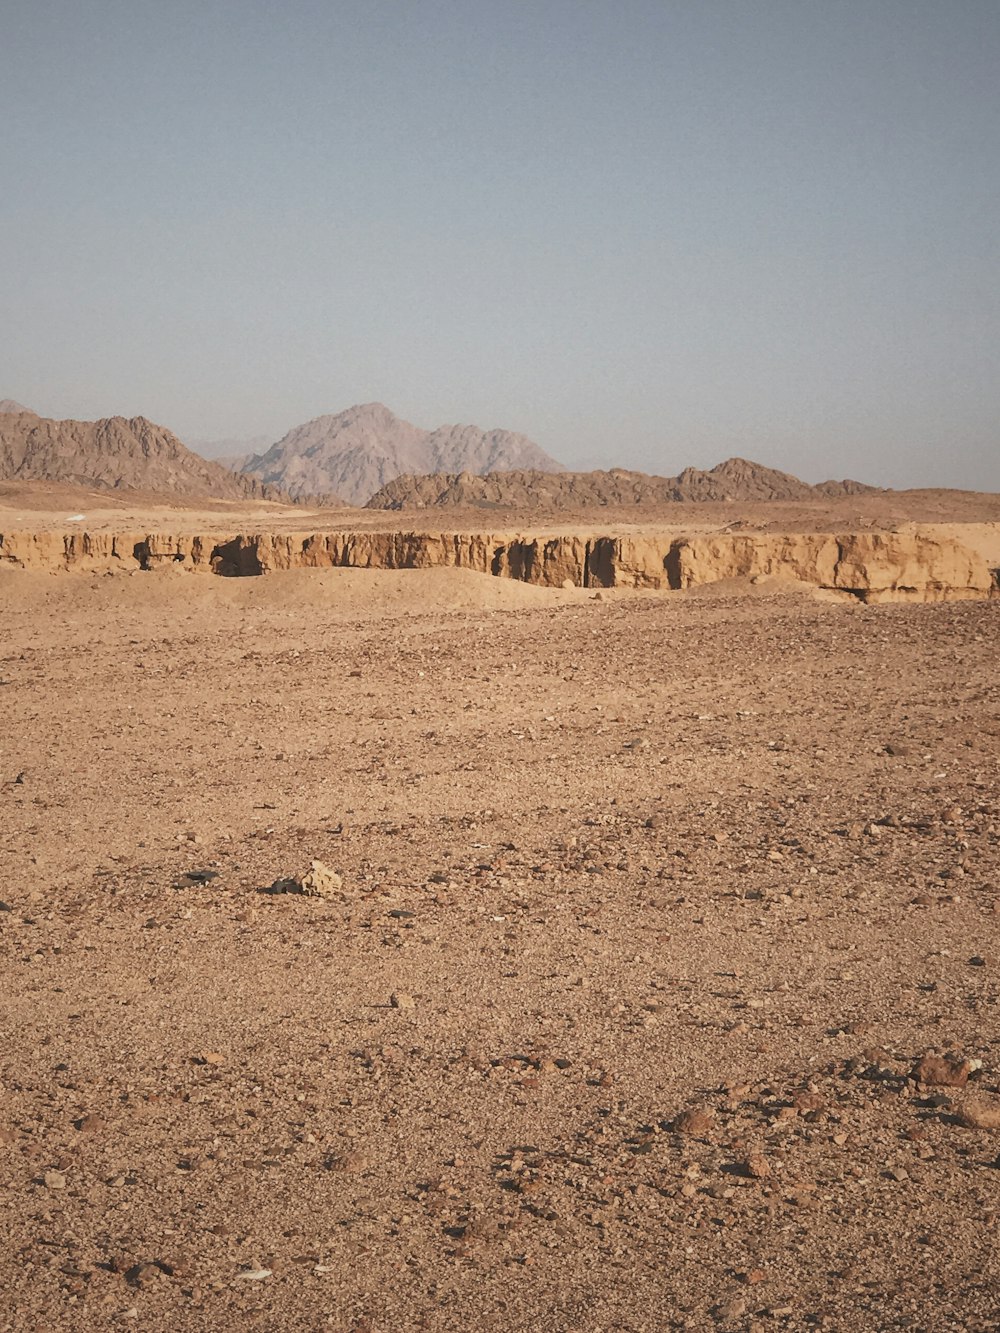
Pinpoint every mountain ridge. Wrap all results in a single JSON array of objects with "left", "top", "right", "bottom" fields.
[
  {"left": 366, "top": 457, "right": 879, "bottom": 509},
  {"left": 241, "top": 402, "right": 564, "bottom": 505},
  {"left": 0, "top": 411, "right": 307, "bottom": 503}
]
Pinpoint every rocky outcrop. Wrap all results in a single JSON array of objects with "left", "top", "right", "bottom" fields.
[
  {"left": 367, "top": 458, "right": 877, "bottom": 510},
  {"left": 1, "top": 526, "right": 996, "bottom": 603},
  {"left": 0, "top": 412, "right": 302, "bottom": 503}
]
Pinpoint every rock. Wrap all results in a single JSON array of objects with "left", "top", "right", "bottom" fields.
[
  {"left": 233, "top": 1268, "right": 272, "bottom": 1281},
  {"left": 390, "top": 991, "right": 416, "bottom": 1012},
  {"left": 43, "top": 1170, "right": 66, "bottom": 1190},
  {"left": 792, "top": 1090, "right": 825, "bottom": 1114},
  {"left": 672, "top": 1108, "right": 715, "bottom": 1136},
  {"left": 74, "top": 1113, "right": 107, "bottom": 1134},
  {"left": 744, "top": 1152, "right": 771, "bottom": 1179},
  {"left": 717, "top": 1296, "right": 747, "bottom": 1322},
  {"left": 913, "top": 1054, "right": 974, "bottom": 1088},
  {"left": 956, "top": 1099, "right": 1000, "bottom": 1130},
  {"left": 885, "top": 742, "right": 911, "bottom": 756},
  {"left": 969, "top": 955, "right": 987, "bottom": 967},
  {"left": 329, "top": 1149, "right": 370, "bottom": 1173},
  {"left": 266, "top": 859, "right": 343, "bottom": 898},
  {"left": 179, "top": 869, "right": 219, "bottom": 885}
]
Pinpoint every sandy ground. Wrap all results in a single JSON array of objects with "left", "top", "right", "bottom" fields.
[
  {"left": 1, "top": 562, "right": 999, "bottom": 1332},
  {"left": 3, "top": 477, "right": 1000, "bottom": 537}
]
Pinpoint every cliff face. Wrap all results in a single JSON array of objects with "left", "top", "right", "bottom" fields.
[{"left": 1, "top": 525, "right": 996, "bottom": 603}]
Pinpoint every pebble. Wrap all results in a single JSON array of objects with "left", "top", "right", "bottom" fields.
[
  {"left": 75, "top": 1113, "right": 107, "bottom": 1134},
  {"left": 267, "top": 860, "right": 343, "bottom": 899},
  {"left": 673, "top": 1108, "right": 715, "bottom": 1137},
  {"left": 717, "top": 1296, "right": 747, "bottom": 1322},
  {"left": 43, "top": 1170, "right": 66, "bottom": 1190},
  {"left": 390, "top": 991, "right": 416, "bottom": 1011},
  {"left": 913, "top": 1054, "right": 972, "bottom": 1088},
  {"left": 744, "top": 1152, "right": 771, "bottom": 1179},
  {"left": 956, "top": 1099, "right": 1000, "bottom": 1130}
]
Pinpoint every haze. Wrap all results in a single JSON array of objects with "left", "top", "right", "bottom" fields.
[{"left": 2, "top": 0, "right": 998, "bottom": 490}]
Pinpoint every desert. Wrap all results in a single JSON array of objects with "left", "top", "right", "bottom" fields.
[
  {"left": 4, "top": 6, "right": 999, "bottom": 1328},
  {"left": 1, "top": 472, "right": 999, "bottom": 1332}
]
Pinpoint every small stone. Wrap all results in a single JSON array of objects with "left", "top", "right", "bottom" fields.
[
  {"left": 717, "top": 1296, "right": 747, "bottom": 1322},
  {"left": 956, "top": 1099, "right": 1000, "bottom": 1130},
  {"left": 673, "top": 1108, "right": 715, "bottom": 1137},
  {"left": 44, "top": 1170, "right": 66, "bottom": 1190},
  {"left": 913, "top": 1054, "right": 972, "bottom": 1088},
  {"left": 266, "top": 860, "right": 343, "bottom": 899},
  {"left": 390, "top": 991, "right": 416, "bottom": 1011},
  {"left": 74, "top": 1114, "right": 107, "bottom": 1134},
  {"left": 792, "top": 1091, "right": 825, "bottom": 1114},
  {"left": 334, "top": 1150, "right": 370, "bottom": 1174},
  {"left": 233, "top": 1268, "right": 272, "bottom": 1282},
  {"left": 969, "top": 955, "right": 987, "bottom": 968},
  {"left": 744, "top": 1152, "right": 771, "bottom": 1179}
]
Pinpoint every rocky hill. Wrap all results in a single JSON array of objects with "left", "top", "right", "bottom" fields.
[
  {"left": 0, "top": 399, "right": 34, "bottom": 414},
  {"left": 241, "top": 402, "right": 563, "bottom": 505},
  {"left": 367, "top": 458, "right": 878, "bottom": 510},
  {"left": 0, "top": 411, "right": 304, "bottom": 503}
]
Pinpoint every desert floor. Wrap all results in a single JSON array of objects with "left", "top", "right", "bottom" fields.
[{"left": 1, "top": 560, "right": 998, "bottom": 1332}]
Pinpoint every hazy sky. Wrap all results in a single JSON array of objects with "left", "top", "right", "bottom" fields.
[{"left": 2, "top": 1, "right": 998, "bottom": 488}]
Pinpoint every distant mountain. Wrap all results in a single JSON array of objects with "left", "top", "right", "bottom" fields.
[
  {"left": 367, "top": 457, "right": 879, "bottom": 510},
  {"left": 0, "top": 412, "right": 301, "bottom": 502},
  {"left": 0, "top": 399, "right": 35, "bottom": 414},
  {"left": 241, "top": 402, "right": 564, "bottom": 505},
  {"left": 184, "top": 434, "right": 273, "bottom": 471}
]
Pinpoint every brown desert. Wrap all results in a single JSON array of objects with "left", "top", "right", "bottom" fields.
[{"left": 1, "top": 472, "right": 999, "bottom": 1332}]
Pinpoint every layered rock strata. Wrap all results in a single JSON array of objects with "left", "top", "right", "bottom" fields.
[{"left": 1, "top": 528, "right": 996, "bottom": 603}]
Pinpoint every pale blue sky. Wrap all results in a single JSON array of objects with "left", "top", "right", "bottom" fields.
[{"left": 2, "top": 0, "right": 997, "bottom": 488}]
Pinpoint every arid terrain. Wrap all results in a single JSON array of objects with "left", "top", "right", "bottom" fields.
[{"left": 1, "top": 489, "right": 999, "bottom": 1332}]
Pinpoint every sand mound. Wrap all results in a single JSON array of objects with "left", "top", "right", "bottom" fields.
[{"left": 0, "top": 564, "right": 588, "bottom": 620}]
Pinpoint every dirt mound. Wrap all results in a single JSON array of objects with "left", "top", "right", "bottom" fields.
[
  {"left": 0, "top": 411, "right": 317, "bottom": 504},
  {"left": 367, "top": 457, "right": 877, "bottom": 510},
  {"left": 242, "top": 402, "right": 563, "bottom": 504}
]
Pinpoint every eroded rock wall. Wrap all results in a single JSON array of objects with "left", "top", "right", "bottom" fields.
[{"left": 1, "top": 526, "right": 997, "bottom": 602}]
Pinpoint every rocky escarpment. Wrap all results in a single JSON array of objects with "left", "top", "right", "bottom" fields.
[
  {"left": 367, "top": 458, "right": 877, "bottom": 510},
  {"left": 1, "top": 526, "right": 997, "bottom": 603}
]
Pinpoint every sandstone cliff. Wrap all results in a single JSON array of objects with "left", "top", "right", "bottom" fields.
[
  {"left": 0, "top": 412, "right": 304, "bottom": 503},
  {"left": 2, "top": 524, "right": 995, "bottom": 603},
  {"left": 367, "top": 458, "right": 877, "bottom": 510},
  {"left": 241, "top": 403, "right": 564, "bottom": 505}
]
